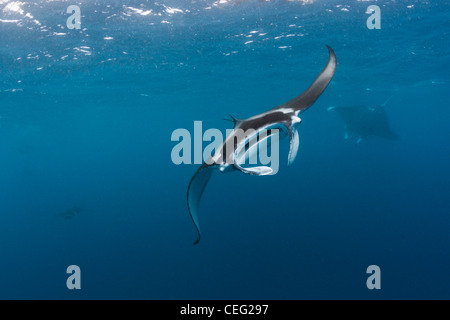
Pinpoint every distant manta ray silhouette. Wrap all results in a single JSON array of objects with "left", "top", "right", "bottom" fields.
[
  {"left": 327, "top": 104, "right": 398, "bottom": 143},
  {"left": 187, "top": 46, "right": 337, "bottom": 244}
]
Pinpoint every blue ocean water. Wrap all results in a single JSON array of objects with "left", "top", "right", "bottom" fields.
[{"left": 0, "top": 0, "right": 449, "bottom": 299}]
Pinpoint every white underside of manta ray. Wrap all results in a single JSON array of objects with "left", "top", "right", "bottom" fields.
[{"left": 187, "top": 45, "right": 337, "bottom": 244}]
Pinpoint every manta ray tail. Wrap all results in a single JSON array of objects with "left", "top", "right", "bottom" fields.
[
  {"left": 187, "top": 163, "right": 214, "bottom": 245},
  {"left": 223, "top": 114, "right": 244, "bottom": 128}
]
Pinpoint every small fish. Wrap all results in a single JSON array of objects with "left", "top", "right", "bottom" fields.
[{"left": 58, "top": 206, "right": 82, "bottom": 220}]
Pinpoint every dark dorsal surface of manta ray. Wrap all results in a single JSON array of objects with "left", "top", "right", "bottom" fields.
[
  {"left": 327, "top": 105, "right": 398, "bottom": 143},
  {"left": 187, "top": 46, "right": 337, "bottom": 244}
]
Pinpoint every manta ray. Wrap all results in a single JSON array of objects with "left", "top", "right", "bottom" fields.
[
  {"left": 327, "top": 105, "right": 398, "bottom": 143},
  {"left": 187, "top": 46, "right": 337, "bottom": 244}
]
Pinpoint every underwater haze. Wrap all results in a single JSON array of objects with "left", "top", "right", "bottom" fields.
[{"left": 0, "top": 0, "right": 449, "bottom": 299}]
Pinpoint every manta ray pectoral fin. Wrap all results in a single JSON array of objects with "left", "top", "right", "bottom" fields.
[
  {"left": 187, "top": 163, "right": 215, "bottom": 245},
  {"left": 275, "top": 45, "right": 337, "bottom": 113},
  {"left": 287, "top": 125, "right": 300, "bottom": 166}
]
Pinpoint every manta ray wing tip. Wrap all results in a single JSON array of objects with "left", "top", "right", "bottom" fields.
[{"left": 326, "top": 45, "right": 337, "bottom": 62}]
